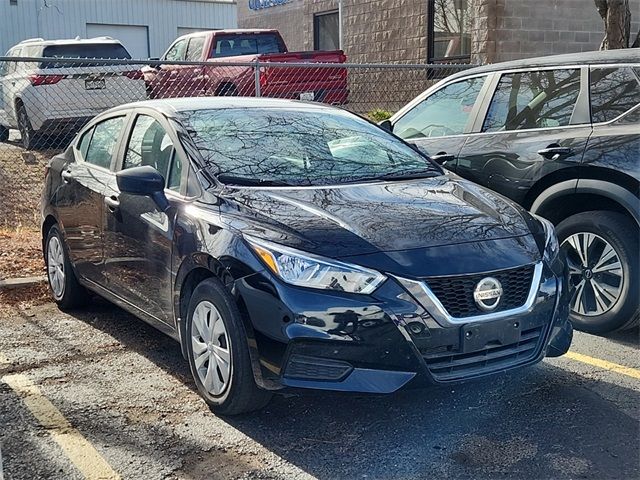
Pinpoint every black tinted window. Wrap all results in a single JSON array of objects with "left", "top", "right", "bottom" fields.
[
  {"left": 41, "top": 43, "right": 130, "bottom": 68},
  {"left": 484, "top": 69, "right": 581, "bottom": 132},
  {"left": 181, "top": 108, "right": 441, "bottom": 186},
  {"left": 590, "top": 67, "right": 640, "bottom": 123},
  {"left": 85, "top": 117, "right": 125, "bottom": 169},
  {"left": 213, "top": 34, "right": 283, "bottom": 58}
]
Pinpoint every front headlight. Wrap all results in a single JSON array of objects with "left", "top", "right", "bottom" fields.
[
  {"left": 246, "top": 237, "right": 387, "bottom": 294},
  {"left": 535, "top": 215, "right": 559, "bottom": 261}
]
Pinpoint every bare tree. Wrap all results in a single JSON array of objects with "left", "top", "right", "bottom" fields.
[{"left": 594, "top": 0, "right": 633, "bottom": 49}]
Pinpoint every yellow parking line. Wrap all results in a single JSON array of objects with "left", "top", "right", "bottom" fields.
[
  {"left": 2, "top": 373, "right": 120, "bottom": 480},
  {"left": 565, "top": 351, "right": 640, "bottom": 380}
]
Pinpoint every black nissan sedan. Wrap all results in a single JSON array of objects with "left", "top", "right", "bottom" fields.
[{"left": 42, "top": 98, "right": 572, "bottom": 414}]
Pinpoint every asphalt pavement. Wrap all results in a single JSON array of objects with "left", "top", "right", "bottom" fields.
[{"left": 0, "top": 299, "right": 638, "bottom": 480}]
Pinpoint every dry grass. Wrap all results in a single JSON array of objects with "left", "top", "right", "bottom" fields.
[{"left": 0, "top": 227, "right": 44, "bottom": 280}]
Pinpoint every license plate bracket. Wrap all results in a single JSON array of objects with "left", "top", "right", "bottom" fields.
[
  {"left": 461, "top": 318, "right": 521, "bottom": 353},
  {"left": 85, "top": 79, "right": 106, "bottom": 90}
]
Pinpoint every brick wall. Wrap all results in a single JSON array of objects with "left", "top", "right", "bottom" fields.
[{"left": 493, "top": 0, "right": 640, "bottom": 62}]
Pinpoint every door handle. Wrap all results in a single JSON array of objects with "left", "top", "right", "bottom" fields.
[
  {"left": 537, "top": 146, "right": 572, "bottom": 160},
  {"left": 430, "top": 153, "right": 455, "bottom": 165},
  {"left": 104, "top": 195, "right": 120, "bottom": 211},
  {"left": 61, "top": 170, "right": 73, "bottom": 183}
]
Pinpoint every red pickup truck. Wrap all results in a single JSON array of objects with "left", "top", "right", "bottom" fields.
[{"left": 144, "top": 29, "right": 348, "bottom": 104}]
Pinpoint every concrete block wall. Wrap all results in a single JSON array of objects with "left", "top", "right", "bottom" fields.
[{"left": 493, "top": 0, "right": 640, "bottom": 62}]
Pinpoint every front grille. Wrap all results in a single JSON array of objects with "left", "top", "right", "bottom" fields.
[
  {"left": 425, "top": 264, "right": 535, "bottom": 318},
  {"left": 423, "top": 325, "right": 545, "bottom": 381}
]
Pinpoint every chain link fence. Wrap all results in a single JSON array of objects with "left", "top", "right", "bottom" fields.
[{"left": 0, "top": 56, "right": 472, "bottom": 230}]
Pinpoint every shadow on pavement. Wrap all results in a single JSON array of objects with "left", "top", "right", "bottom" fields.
[{"left": 66, "top": 299, "right": 640, "bottom": 480}]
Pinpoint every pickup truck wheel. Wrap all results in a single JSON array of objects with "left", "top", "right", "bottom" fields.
[
  {"left": 0, "top": 125, "right": 8, "bottom": 143},
  {"left": 557, "top": 211, "right": 639, "bottom": 333},
  {"left": 217, "top": 83, "right": 238, "bottom": 96},
  {"left": 186, "top": 277, "right": 272, "bottom": 415}
]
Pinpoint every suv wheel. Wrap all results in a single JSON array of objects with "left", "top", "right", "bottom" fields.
[
  {"left": 0, "top": 125, "right": 8, "bottom": 143},
  {"left": 17, "top": 103, "right": 38, "bottom": 150},
  {"left": 185, "top": 277, "right": 272, "bottom": 415},
  {"left": 557, "top": 212, "right": 639, "bottom": 333},
  {"left": 45, "top": 225, "right": 89, "bottom": 309}
]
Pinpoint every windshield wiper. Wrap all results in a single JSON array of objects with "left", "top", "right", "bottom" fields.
[
  {"left": 360, "top": 169, "right": 441, "bottom": 183},
  {"left": 216, "top": 174, "right": 292, "bottom": 187}
]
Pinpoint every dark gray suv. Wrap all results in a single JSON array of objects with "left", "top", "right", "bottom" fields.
[{"left": 385, "top": 49, "right": 639, "bottom": 334}]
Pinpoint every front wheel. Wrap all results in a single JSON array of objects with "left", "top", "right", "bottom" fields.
[
  {"left": 185, "top": 277, "right": 272, "bottom": 415},
  {"left": 557, "top": 211, "right": 639, "bottom": 333}
]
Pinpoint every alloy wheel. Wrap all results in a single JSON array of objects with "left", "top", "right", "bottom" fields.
[
  {"left": 47, "top": 236, "right": 66, "bottom": 299},
  {"left": 562, "top": 232, "right": 624, "bottom": 317},
  {"left": 190, "top": 300, "right": 232, "bottom": 396}
]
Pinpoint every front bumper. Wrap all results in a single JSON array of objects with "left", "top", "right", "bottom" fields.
[{"left": 235, "top": 259, "right": 572, "bottom": 393}]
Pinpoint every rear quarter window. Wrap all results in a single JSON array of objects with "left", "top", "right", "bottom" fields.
[{"left": 590, "top": 67, "right": 640, "bottom": 123}]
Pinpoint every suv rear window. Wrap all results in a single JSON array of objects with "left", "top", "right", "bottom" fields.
[
  {"left": 41, "top": 43, "right": 131, "bottom": 68},
  {"left": 590, "top": 67, "right": 640, "bottom": 123},
  {"left": 212, "top": 34, "right": 284, "bottom": 58}
]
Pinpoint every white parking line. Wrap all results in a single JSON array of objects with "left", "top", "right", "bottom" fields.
[{"left": 1, "top": 370, "right": 120, "bottom": 480}]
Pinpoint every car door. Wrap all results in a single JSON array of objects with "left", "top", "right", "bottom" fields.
[
  {"left": 153, "top": 38, "right": 189, "bottom": 98},
  {"left": 390, "top": 74, "right": 490, "bottom": 169},
  {"left": 0, "top": 47, "right": 20, "bottom": 127},
  {"left": 182, "top": 35, "right": 208, "bottom": 96},
  {"left": 456, "top": 67, "right": 592, "bottom": 205},
  {"left": 103, "top": 110, "right": 186, "bottom": 324},
  {"left": 54, "top": 114, "right": 127, "bottom": 285}
]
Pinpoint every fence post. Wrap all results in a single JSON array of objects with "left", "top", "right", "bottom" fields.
[{"left": 254, "top": 60, "right": 261, "bottom": 97}]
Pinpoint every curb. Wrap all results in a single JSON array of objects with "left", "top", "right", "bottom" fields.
[{"left": 0, "top": 276, "right": 47, "bottom": 290}]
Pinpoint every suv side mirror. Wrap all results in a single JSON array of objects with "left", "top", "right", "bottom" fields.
[
  {"left": 116, "top": 165, "right": 170, "bottom": 212},
  {"left": 379, "top": 119, "right": 393, "bottom": 132}
]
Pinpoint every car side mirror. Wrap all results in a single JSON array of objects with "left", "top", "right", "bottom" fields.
[
  {"left": 379, "top": 119, "right": 393, "bottom": 132},
  {"left": 116, "top": 165, "right": 170, "bottom": 212}
]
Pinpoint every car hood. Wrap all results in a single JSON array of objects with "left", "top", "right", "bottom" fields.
[{"left": 214, "top": 175, "right": 541, "bottom": 266}]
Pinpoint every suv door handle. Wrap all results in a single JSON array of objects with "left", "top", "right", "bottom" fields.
[
  {"left": 104, "top": 195, "right": 120, "bottom": 211},
  {"left": 61, "top": 170, "right": 73, "bottom": 183},
  {"left": 537, "top": 146, "right": 572, "bottom": 160},
  {"left": 430, "top": 153, "right": 455, "bottom": 165}
]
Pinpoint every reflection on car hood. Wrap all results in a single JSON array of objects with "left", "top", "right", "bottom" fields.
[{"left": 216, "top": 175, "right": 536, "bottom": 260}]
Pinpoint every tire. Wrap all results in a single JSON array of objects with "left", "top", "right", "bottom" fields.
[
  {"left": 0, "top": 125, "right": 8, "bottom": 143},
  {"left": 557, "top": 211, "right": 639, "bottom": 333},
  {"left": 185, "top": 277, "right": 272, "bottom": 415},
  {"left": 217, "top": 83, "right": 238, "bottom": 97},
  {"left": 45, "top": 225, "right": 90, "bottom": 309},
  {"left": 17, "top": 103, "right": 39, "bottom": 150}
]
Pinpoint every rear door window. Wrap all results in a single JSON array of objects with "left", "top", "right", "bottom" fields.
[
  {"left": 590, "top": 67, "right": 640, "bottom": 123},
  {"left": 84, "top": 116, "right": 125, "bottom": 169},
  {"left": 393, "top": 77, "right": 485, "bottom": 139},
  {"left": 483, "top": 69, "right": 582, "bottom": 132},
  {"left": 186, "top": 37, "right": 205, "bottom": 61},
  {"left": 213, "top": 34, "right": 284, "bottom": 58}
]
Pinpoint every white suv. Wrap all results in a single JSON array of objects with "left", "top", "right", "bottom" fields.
[{"left": 0, "top": 37, "right": 146, "bottom": 149}]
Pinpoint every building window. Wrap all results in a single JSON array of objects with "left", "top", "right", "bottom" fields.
[
  {"left": 428, "top": 0, "right": 472, "bottom": 63},
  {"left": 314, "top": 11, "right": 339, "bottom": 51}
]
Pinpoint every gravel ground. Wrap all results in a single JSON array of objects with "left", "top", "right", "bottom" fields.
[{"left": 0, "top": 298, "right": 638, "bottom": 480}]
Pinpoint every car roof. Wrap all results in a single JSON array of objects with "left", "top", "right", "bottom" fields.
[
  {"left": 105, "top": 97, "right": 338, "bottom": 117},
  {"left": 16, "top": 37, "right": 124, "bottom": 47},
  {"left": 446, "top": 48, "right": 640, "bottom": 81}
]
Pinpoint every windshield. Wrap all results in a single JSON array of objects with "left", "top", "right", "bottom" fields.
[{"left": 180, "top": 107, "right": 442, "bottom": 187}]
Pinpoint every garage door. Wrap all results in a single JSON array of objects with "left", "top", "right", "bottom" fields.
[{"left": 86, "top": 24, "right": 149, "bottom": 59}]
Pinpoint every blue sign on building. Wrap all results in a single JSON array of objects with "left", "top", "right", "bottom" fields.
[{"left": 248, "top": 0, "right": 291, "bottom": 11}]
